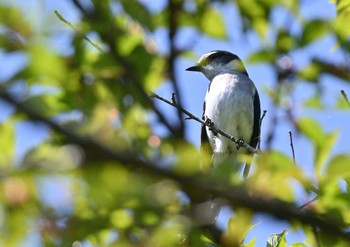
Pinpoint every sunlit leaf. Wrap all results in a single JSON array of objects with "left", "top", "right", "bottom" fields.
[
  {"left": 298, "top": 62, "right": 321, "bottom": 82},
  {"left": 333, "top": 0, "right": 350, "bottom": 41},
  {"left": 326, "top": 155, "right": 350, "bottom": 180},
  {"left": 110, "top": 209, "right": 134, "bottom": 229},
  {"left": 315, "top": 130, "right": 338, "bottom": 172},
  {"left": 28, "top": 43, "right": 67, "bottom": 83},
  {"left": 248, "top": 49, "right": 277, "bottom": 63},
  {"left": 120, "top": 0, "right": 154, "bottom": 30},
  {"left": 0, "top": 118, "right": 15, "bottom": 168},
  {"left": 276, "top": 29, "right": 296, "bottom": 53},
  {"left": 299, "top": 19, "right": 329, "bottom": 46},
  {"left": 297, "top": 117, "right": 324, "bottom": 145},
  {"left": 302, "top": 93, "right": 324, "bottom": 109},
  {"left": 199, "top": 7, "right": 227, "bottom": 39},
  {"left": 222, "top": 209, "right": 253, "bottom": 246},
  {"left": 290, "top": 243, "right": 308, "bottom": 247}
]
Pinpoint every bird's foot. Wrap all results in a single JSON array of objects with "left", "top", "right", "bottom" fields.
[
  {"left": 204, "top": 117, "right": 215, "bottom": 129},
  {"left": 236, "top": 138, "right": 244, "bottom": 150}
]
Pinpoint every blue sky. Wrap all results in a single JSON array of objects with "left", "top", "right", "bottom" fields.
[{"left": 1, "top": 0, "right": 350, "bottom": 246}]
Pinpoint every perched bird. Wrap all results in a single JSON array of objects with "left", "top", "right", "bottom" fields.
[{"left": 186, "top": 50, "right": 261, "bottom": 177}]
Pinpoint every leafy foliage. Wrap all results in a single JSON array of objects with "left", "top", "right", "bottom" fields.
[{"left": 0, "top": 0, "right": 350, "bottom": 246}]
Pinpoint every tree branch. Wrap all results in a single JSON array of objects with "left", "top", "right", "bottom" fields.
[
  {"left": 1, "top": 90, "right": 350, "bottom": 242},
  {"left": 341, "top": 89, "right": 350, "bottom": 107},
  {"left": 167, "top": 0, "right": 185, "bottom": 136},
  {"left": 150, "top": 93, "right": 260, "bottom": 154}
]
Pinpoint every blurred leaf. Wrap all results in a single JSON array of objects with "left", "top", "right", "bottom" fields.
[
  {"left": 244, "top": 238, "right": 256, "bottom": 247},
  {"left": 144, "top": 56, "right": 166, "bottom": 91},
  {"left": 299, "top": 19, "right": 329, "bottom": 47},
  {"left": 23, "top": 94, "right": 67, "bottom": 117},
  {"left": 110, "top": 209, "right": 134, "bottom": 229},
  {"left": 237, "top": 0, "right": 269, "bottom": 37},
  {"left": 0, "top": 5, "right": 32, "bottom": 40},
  {"left": 149, "top": 216, "right": 187, "bottom": 247},
  {"left": 290, "top": 243, "right": 308, "bottom": 247},
  {"left": 315, "top": 130, "right": 338, "bottom": 172},
  {"left": 120, "top": 0, "right": 154, "bottom": 30},
  {"left": 276, "top": 29, "right": 296, "bottom": 53},
  {"left": 298, "top": 62, "right": 321, "bottom": 82},
  {"left": 222, "top": 209, "right": 253, "bottom": 246},
  {"left": 0, "top": 118, "right": 15, "bottom": 168},
  {"left": 297, "top": 117, "right": 325, "bottom": 145},
  {"left": 326, "top": 155, "right": 350, "bottom": 180},
  {"left": 248, "top": 49, "right": 277, "bottom": 63},
  {"left": 302, "top": 93, "right": 324, "bottom": 109},
  {"left": 333, "top": 0, "right": 350, "bottom": 41},
  {"left": 335, "top": 95, "right": 350, "bottom": 109},
  {"left": 28, "top": 43, "right": 67, "bottom": 83},
  {"left": 199, "top": 7, "right": 227, "bottom": 38},
  {"left": 267, "top": 230, "right": 287, "bottom": 247},
  {"left": 251, "top": 151, "right": 299, "bottom": 202},
  {"left": 297, "top": 118, "right": 338, "bottom": 171}
]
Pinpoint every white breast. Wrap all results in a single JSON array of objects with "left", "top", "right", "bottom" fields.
[{"left": 204, "top": 73, "right": 255, "bottom": 163}]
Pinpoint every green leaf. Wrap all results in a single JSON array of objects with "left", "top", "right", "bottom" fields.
[
  {"left": 276, "top": 29, "right": 296, "bottom": 53},
  {"left": 302, "top": 93, "right": 324, "bottom": 109},
  {"left": 290, "top": 243, "right": 308, "bottom": 247},
  {"left": 297, "top": 118, "right": 338, "bottom": 171},
  {"left": 244, "top": 238, "right": 256, "bottom": 247},
  {"left": 223, "top": 209, "right": 253, "bottom": 246},
  {"left": 297, "top": 117, "right": 325, "bottom": 145},
  {"left": 315, "top": 130, "right": 338, "bottom": 171},
  {"left": 23, "top": 94, "right": 68, "bottom": 117},
  {"left": 298, "top": 62, "right": 321, "bottom": 82},
  {"left": 0, "top": 118, "right": 15, "bottom": 169},
  {"left": 267, "top": 230, "right": 287, "bottom": 247},
  {"left": 199, "top": 7, "right": 227, "bottom": 39},
  {"left": 120, "top": 0, "right": 154, "bottom": 30},
  {"left": 28, "top": 43, "right": 67, "bottom": 83},
  {"left": 333, "top": 0, "right": 350, "bottom": 41},
  {"left": 299, "top": 19, "right": 329, "bottom": 46},
  {"left": 248, "top": 49, "right": 277, "bottom": 63},
  {"left": 110, "top": 209, "right": 134, "bottom": 229},
  {"left": 326, "top": 155, "right": 350, "bottom": 180}
]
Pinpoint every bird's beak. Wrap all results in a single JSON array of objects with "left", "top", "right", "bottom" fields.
[{"left": 185, "top": 65, "right": 201, "bottom": 72}]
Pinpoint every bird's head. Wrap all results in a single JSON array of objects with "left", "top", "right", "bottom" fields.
[{"left": 186, "top": 50, "right": 248, "bottom": 80}]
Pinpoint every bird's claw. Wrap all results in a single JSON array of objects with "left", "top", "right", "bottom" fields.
[
  {"left": 236, "top": 138, "right": 244, "bottom": 150},
  {"left": 204, "top": 117, "right": 214, "bottom": 128}
]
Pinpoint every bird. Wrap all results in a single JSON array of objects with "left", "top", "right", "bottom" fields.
[{"left": 186, "top": 50, "right": 261, "bottom": 177}]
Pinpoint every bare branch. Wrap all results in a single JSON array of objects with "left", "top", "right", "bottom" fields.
[
  {"left": 289, "top": 130, "right": 296, "bottom": 165},
  {"left": 341, "top": 90, "right": 350, "bottom": 107},
  {"left": 258, "top": 110, "right": 267, "bottom": 150},
  {"left": 151, "top": 93, "right": 260, "bottom": 154},
  {"left": 167, "top": 0, "right": 185, "bottom": 136}
]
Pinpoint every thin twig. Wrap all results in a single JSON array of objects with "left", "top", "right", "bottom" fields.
[
  {"left": 54, "top": 10, "right": 104, "bottom": 53},
  {"left": 341, "top": 90, "right": 350, "bottom": 107},
  {"left": 258, "top": 110, "right": 267, "bottom": 150},
  {"left": 151, "top": 93, "right": 259, "bottom": 154},
  {"left": 167, "top": 0, "right": 185, "bottom": 136},
  {"left": 299, "top": 196, "right": 318, "bottom": 210},
  {"left": 289, "top": 130, "right": 296, "bottom": 165}
]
